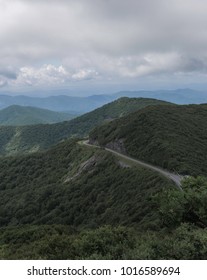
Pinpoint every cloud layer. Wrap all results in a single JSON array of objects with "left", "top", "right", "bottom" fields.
[{"left": 0, "top": 0, "right": 207, "bottom": 91}]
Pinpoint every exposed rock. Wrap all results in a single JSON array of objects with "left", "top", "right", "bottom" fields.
[
  {"left": 105, "top": 139, "right": 126, "bottom": 154},
  {"left": 79, "top": 155, "right": 98, "bottom": 171},
  {"left": 88, "top": 139, "right": 99, "bottom": 146},
  {"left": 64, "top": 155, "right": 99, "bottom": 182}
]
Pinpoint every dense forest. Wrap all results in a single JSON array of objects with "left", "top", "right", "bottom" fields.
[
  {"left": 0, "top": 139, "right": 171, "bottom": 228},
  {"left": 0, "top": 139, "right": 207, "bottom": 259},
  {"left": 0, "top": 138, "right": 184, "bottom": 259},
  {"left": 0, "top": 144, "right": 207, "bottom": 259},
  {"left": 90, "top": 104, "right": 207, "bottom": 176}
]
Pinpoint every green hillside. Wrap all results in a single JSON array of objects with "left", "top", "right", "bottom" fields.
[
  {"left": 79, "top": 97, "right": 172, "bottom": 121},
  {"left": 89, "top": 104, "right": 207, "bottom": 176},
  {"left": 0, "top": 139, "right": 171, "bottom": 228},
  {"left": 0, "top": 98, "right": 172, "bottom": 156},
  {"left": 0, "top": 138, "right": 178, "bottom": 259},
  {"left": 0, "top": 138, "right": 207, "bottom": 259},
  {"left": 0, "top": 105, "right": 76, "bottom": 126}
]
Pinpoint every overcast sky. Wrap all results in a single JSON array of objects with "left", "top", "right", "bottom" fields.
[{"left": 0, "top": 0, "right": 207, "bottom": 95}]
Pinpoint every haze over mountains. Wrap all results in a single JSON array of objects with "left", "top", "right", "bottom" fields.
[
  {"left": 0, "top": 105, "right": 77, "bottom": 126},
  {"left": 0, "top": 88, "right": 207, "bottom": 113}
]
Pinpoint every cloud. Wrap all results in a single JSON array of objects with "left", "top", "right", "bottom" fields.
[
  {"left": 114, "top": 53, "right": 207, "bottom": 78},
  {"left": 72, "top": 69, "right": 98, "bottom": 81},
  {"left": 17, "top": 65, "right": 70, "bottom": 86},
  {"left": 0, "top": 67, "right": 18, "bottom": 80},
  {"left": 0, "top": 78, "right": 7, "bottom": 88},
  {"left": 1, "top": 0, "right": 207, "bottom": 90},
  {"left": 13, "top": 64, "right": 99, "bottom": 87}
]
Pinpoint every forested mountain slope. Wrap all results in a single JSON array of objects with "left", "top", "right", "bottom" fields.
[
  {"left": 0, "top": 138, "right": 175, "bottom": 259},
  {"left": 0, "top": 97, "right": 172, "bottom": 156},
  {"left": 0, "top": 138, "right": 206, "bottom": 259},
  {"left": 90, "top": 104, "right": 207, "bottom": 176},
  {"left": 0, "top": 139, "right": 171, "bottom": 228}
]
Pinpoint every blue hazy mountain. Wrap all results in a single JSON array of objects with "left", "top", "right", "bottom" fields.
[
  {"left": 0, "top": 94, "right": 113, "bottom": 113},
  {"left": 0, "top": 89, "right": 207, "bottom": 112}
]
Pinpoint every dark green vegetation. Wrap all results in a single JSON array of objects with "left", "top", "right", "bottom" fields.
[
  {"left": 0, "top": 138, "right": 182, "bottom": 259},
  {"left": 0, "top": 97, "right": 171, "bottom": 156},
  {"left": 0, "top": 139, "right": 170, "bottom": 229},
  {"left": 1, "top": 158, "right": 207, "bottom": 259},
  {"left": 81, "top": 97, "right": 172, "bottom": 120},
  {"left": 0, "top": 225, "right": 135, "bottom": 260},
  {"left": 90, "top": 104, "right": 207, "bottom": 176},
  {"left": 156, "top": 176, "right": 207, "bottom": 229},
  {"left": 0, "top": 105, "right": 76, "bottom": 126}
]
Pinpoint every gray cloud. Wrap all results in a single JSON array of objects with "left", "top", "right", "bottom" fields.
[
  {"left": 0, "top": 78, "right": 7, "bottom": 88},
  {"left": 0, "top": 0, "right": 207, "bottom": 90},
  {"left": 0, "top": 67, "right": 18, "bottom": 80}
]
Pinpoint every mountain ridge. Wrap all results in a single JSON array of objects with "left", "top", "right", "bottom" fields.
[
  {"left": 89, "top": 103, "right": 207, "bottom": 176},
  {"left": 0, "top": 97, "right": 172, "bottom": 156},
  {"left": 0, "top": 105, "right": 77, "bottom": 126},
  {"left": 0, "top": 88, "right": 206, "bottom": 112}
]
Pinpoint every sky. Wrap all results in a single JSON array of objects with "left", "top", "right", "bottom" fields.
[{"left": 0, "top": 0, "right": 207, "bottom": 96}]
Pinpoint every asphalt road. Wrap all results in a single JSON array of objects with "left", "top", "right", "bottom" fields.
[{"left": 81, "top": 140, "right": 183, "bottom": 190}]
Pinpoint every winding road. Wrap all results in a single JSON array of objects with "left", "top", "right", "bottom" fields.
[{"left": 80, "top": 140, "right": 183, "bottom": 190}]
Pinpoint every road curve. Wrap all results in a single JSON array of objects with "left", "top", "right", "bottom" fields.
[{"left": 80, "top": 140, "right": 183, "bottom": 190}]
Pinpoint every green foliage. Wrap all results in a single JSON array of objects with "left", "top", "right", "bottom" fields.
[
  {"left": 155, "top": 176, "right": 207, "bottom": 228},
  {"left": 0, "top": 225, "right": 135, "bottom": 260},
  {"left": 73, "top": 226, "right": 135, "bottom": 259},
  {"left": 0, "top": 139, "right": 170, "bottom": 229},
  {"left": 80, "top": 97, "right": 172, "bottom": 122},
  {"left": 128, "top": 176, "right": 207, "bottom": 260},
  {"left": 90, "top": 104, "right": 207, "bottom": 176},
  {"left": 1, "top": 223, "right": 207, "bottom": 260},
  {"left": 0, "top": 168, "right": 207, "bottom": 259},
  {"left": 0, "top": 126, "right": 16, "bottom": 154},
  {"left": 130, "top": 223, "right": 207, "bottom": 260}
]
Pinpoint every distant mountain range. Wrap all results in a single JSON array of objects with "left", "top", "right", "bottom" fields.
[
  {"left": 0, "top": 88, "right": 207, "bottom": 112},
  {"left": 0, "top": 94, "right": 112, "bottom": 113},
  {"left": 0, "top": 105, "right": 77, "bottom": 126}
]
